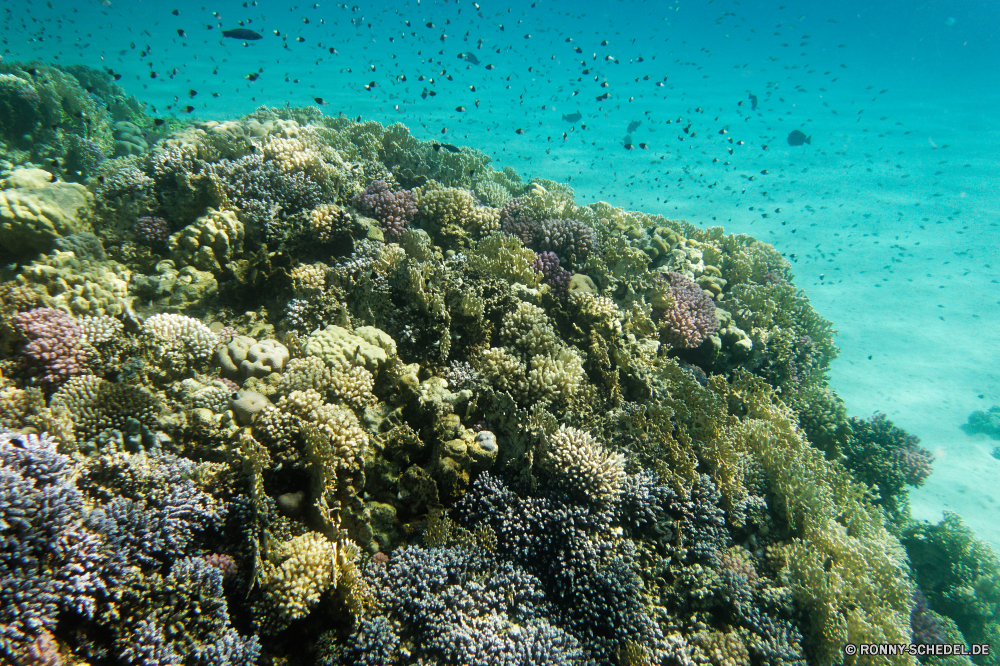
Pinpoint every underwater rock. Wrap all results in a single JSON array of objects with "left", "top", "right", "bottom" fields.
[{"left": 276, "top": 490, "right": 307, "bottom": 518}]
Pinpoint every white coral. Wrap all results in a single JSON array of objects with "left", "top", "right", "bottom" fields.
[
  {"left": 143, "top": 313, "right": 215, "bottom": 370},
  {"left": 542, "top": 424, "right": 626, "bottom": 502}
]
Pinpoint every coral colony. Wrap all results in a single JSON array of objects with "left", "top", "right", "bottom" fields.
[{"left": 1, "top": 60, "right": 997, "bottom": 666}]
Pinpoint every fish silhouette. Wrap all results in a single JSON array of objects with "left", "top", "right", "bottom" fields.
[
  {"left": 562, "top": 112, "right": 582, "bottom": 123},
  {"left": 749, "top": 93, "right": 758, "bottom": 110},
  {"left": 627, "top": 120, "right": 641, "bottom": 133},
  {"left": 458, "top": 52, "right": 479, "bottom": 65},
  {"left": 222, "top": 28, "right": 263, "bottom": 40},
  {"left": 787, "top": 130, "right": 811, "bottom": 146}
]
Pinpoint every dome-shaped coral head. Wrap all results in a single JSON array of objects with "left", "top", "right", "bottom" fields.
[{"left": 654, "top": 272, "right": 719, "bottom": 349}]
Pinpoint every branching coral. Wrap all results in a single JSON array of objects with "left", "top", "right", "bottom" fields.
[
  {"left": 655, "top": 271, "right": 720, "bottom": 349},
  {"left": 541, "top": 425, "right": 626, "bottom": 503},
  {"left": 352, "top": 179, "right": 417, "bottom": 240},
  {"left": 12, "top": 307, "right": 90, "bottom": 388}
]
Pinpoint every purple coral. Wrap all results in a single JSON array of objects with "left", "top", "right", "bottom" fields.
[
  {"left": 535, "top": 217, "right": 597, "bottom": 264},
  {"left": 910, "top": 588, "right": 945, "bottom": 650},
  {"left": 12, "top": 308, "right": 89, "bottom": 387},
  {"left": 532, "top": 251, "right": 571, "bottom": 300},
  {"left": 0, "top": 431, "right": 110, "bottom": 661},
  {"left": 655, "top": 272, "right": 719, "bottom": 349},
  {"left": 353, "top": 179, "right": 417, "bottom": 241},
  {"left": 500, "top": 196, "right": 540, "bottom": 246},
  {"left": 894, "top": 443, "right": 936, "bottom": 487},
  {"left": 133, "top": 215, "right": 170, "bottom": 245}
]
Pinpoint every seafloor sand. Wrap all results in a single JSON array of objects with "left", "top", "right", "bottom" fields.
[{"left": 4, "top": 0, "right": 998, "bottom": 546}]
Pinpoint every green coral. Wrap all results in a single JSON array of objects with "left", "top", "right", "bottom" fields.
[{"left": 903, "top": 513, "right": 1000, "bottom": 666}]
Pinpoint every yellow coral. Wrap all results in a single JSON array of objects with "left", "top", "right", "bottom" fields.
[
  {"left": 303, "top": 324, "right": 394, "bottom": 373},
  {"left": 278, "top": 356, "right": 375, "bottom": 410},
  {"left": 168, "top": 208, "right": 244, "bottom": 274},
  {"left": 468, "top": 232, "right": 541, "bottom": 288},
  {"left": 15, "top": 251, "right": 133, "bottom": 316},
  {"left": 262, "top": 532, "right": 342, "bottom": 620},
  {"left": 541, "top": 424, "right": 626, "bottom": 501},
  {"left": 415, "top": 181, "right": 500, "bottom": 234},
  {"left": 290, "top": 262, "right": 327, "bottom": 294}
]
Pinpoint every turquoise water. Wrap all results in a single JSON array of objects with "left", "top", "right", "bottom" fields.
[{"left": 3, "top": 0, "right": 1000, "bottom": 663}]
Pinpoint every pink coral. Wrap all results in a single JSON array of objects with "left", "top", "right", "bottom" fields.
[
  {"left": 12, "top": 308, "right": 89, "bottom": 388},
  {"left": 656, "top": 272, "right": 719, "bottom": 349},
  {"left": 353, "top": 179, "right": 417, "bottom": 241}
]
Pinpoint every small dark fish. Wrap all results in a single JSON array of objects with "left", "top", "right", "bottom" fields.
[
  {"left": 177, "top": 28, "right": 187, "bottom": 37},
  {"left": 153, "top": 118, "right": 166, "bottom": 126},
  {"left": 562, "top": 111, "right": 582, "bottom": 123},
  {"left": 515, "top": 128, "right": 525, "bottom": 134},
  {"left": 458, "top": 52, "right": 479, "bottom": 65},
  {"left": 432, "top": 143, "right": 461, "bottom": 153},
  {"left": 627, "top": 120, "right": 641, "bottom": 133},
  {"left": 172, "top": 9, "right": 180, "bottom": 15},
  {"left": 787, "top": 129, "right": 811, "bottom": 146},
  {"left": 222, "top": 28, "right": 262, "bottom": 40},
  {"left": 623, "top": 134, "right": 634, "bottom": 150},
  {"left": 749, "top": 93, "right": 758, "bottom": 110},
  {"left": 314, "top": 97, "right": 329, "bottom": 105},
  {"left": 596, "top": 92, "right": 611, "bottom": 101},
  {"left": 184, "top": 105, "right": 195, "bottom": 113}
]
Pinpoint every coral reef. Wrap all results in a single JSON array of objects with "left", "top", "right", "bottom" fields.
[
  {"left": 903, "top": 513, "right": 1000, "bottom": 666},
  {"left": 0, "top": 93, "right": 952, "bottom": 666}
]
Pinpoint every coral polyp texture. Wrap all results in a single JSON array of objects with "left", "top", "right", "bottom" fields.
[{"left": 0, "top": 79, "right": 982, "bottom": 666}]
